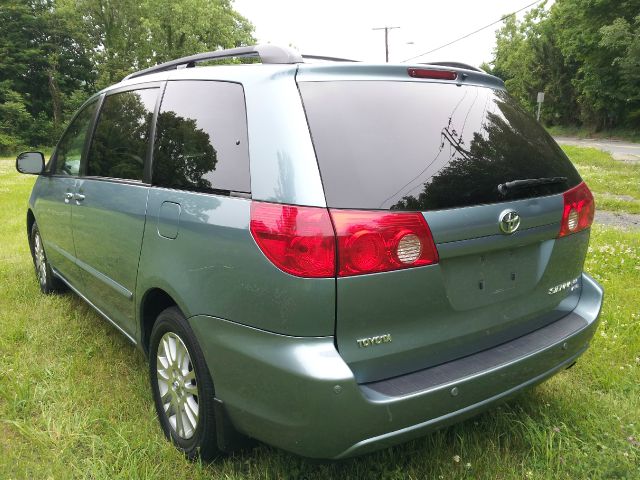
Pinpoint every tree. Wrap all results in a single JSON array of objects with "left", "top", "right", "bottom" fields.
[
  {"left": 551, "top": 0, "right": 640, "bottom": 128},
  {"left": 0, "top": 0, "right": 254, "bottom": 154},
  {"left": 489, "top": 2, "right": 578, "bottom": 126},
  {"left": 0, "top": 0, "right": 95, "bottom": 152},
  {"left": 0, "top": 86, "right": 31, "bottom": 152},
  {"left": 599, "top": 15, "right": 640, "bottom": 124},
  {"left": 59, "top": 0, "right": 255, "bottom": 88},
  {"left": 143, "top": 0, "right": 255, "bottom": 63},
  {"left": 488, "top": 0, "right": 640, "bottom": 130}
]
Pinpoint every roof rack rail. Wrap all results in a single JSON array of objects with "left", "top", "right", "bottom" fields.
[
  {"left": 421, "top": 61, "right": 484, "bottom": 73},
  {"left": 123, "top": 44, "right": 303, "bottom": 81},
  {"left": 301, "top": 55, "right": 359, "bottom": 63}
]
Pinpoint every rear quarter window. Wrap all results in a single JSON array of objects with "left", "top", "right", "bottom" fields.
[
  {"left": 299, "top": 81, "right": 581, "bottom": 211},
  {"left": 152, "top": 80, "right": 250, "bottom": 193}
]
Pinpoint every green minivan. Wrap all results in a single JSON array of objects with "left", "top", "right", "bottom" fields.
[{"left": 16, "top": 45, "right": 603, "bottom": 460}]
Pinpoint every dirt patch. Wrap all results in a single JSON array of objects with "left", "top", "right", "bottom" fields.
[
  {"left": 553, "top": 137, "right": 640, "bottom": 163},
  {"left": 594, "top": 210, "right": 640, "bottom": 230},
  {"left": 614, "top": 154, "right": 640, "bottom": 163}
]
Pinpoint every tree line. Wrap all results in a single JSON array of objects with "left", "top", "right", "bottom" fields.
[
  {"left": 2, "top": 0, "right": 638, "bottom": 155},
  {"left": 0, "top": 0, "right": 254, "bottom": 154},
  {"left": 486, "top": 0, "right": 640, "bottom": 131}
]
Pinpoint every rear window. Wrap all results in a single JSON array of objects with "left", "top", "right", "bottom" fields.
[{"left": 299, "top": 81, "right": 581, "bottom": 211}]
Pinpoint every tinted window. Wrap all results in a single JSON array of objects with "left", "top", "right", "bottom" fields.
[
  {"left": 87, "top": 88, "right": 158, "bottom": 181},
  {"left": 54, "top": 101, "right": 98, "bottom": 176},
  {"left": 153, "top": 81, "right": 250, "bottom": 193},
  {"left": 299, "top": 81, "right": 582, "bottom": 211}
]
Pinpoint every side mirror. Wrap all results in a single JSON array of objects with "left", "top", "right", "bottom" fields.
[{"left": 16, "top": 152, "right": 45, "bottom": 175}]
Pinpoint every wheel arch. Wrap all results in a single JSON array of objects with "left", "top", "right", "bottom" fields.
[
  {"left": 27, "top": 209, "right": 36, "bottom": 247},
  {"left": 139, "top": 287, "right": 181, "bottom": 356}
]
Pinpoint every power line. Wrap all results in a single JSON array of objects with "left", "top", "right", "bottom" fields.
[
  {"left": 401, "top": 0, "right": 543, "bottom": 63},
  {"left": 373, "top": 26, "right": 400, "bottom": 62}
]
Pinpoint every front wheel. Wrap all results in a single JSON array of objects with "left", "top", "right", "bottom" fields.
[
  {"left": 30, "top": 222, "right": 65, "bottom": 294},
  {"left": 149, "top": 307, "right": 220, "bottom": 461}
]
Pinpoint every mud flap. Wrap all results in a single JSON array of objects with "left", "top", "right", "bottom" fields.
[{"left": 214, "top": 397, "right": 254, "bottom": 453}]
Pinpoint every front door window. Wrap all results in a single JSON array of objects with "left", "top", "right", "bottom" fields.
[{"left": 54, "top": 101, "right": 98, "bottom": 176}]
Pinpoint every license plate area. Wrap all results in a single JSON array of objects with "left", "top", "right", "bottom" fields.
[{"left": 441, "top": 243, "right": 541, "bottom": 310}]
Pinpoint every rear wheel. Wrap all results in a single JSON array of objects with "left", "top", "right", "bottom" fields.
[
  {"left": 30, "top": 222, "right": 65, "bottom": 294},
  {"left": 149, "top": 307, "right": 220, "bottom": 461}
]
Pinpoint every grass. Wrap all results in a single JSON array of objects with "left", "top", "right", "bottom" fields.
[
  {"left": 547, "top": 125, "right": 640, "bottom": 144},
  {"left": 562, "top": 145, "right": 640, "bottom": 215},
  {"left": 1, "top": 151, "right": 639, "bottom": 479}
]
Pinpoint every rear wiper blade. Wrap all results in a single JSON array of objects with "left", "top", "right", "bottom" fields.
[{"left": 498, "top": 176, "right": 567, "bottom": 195}]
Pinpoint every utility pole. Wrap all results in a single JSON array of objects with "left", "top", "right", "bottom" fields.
[{"left": 372, "top": 26, "right": 400, "bottom": 62}]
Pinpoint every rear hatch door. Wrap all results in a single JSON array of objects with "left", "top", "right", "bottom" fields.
[{"left": 298, "top": 70, "right": 589, "bottom": 383}]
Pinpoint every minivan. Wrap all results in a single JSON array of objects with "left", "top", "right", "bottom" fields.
[{"left": 16, "top": 44, "right": 603, "bottom": 460}]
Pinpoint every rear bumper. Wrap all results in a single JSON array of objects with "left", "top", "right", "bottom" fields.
[{"left": 188, "top": 272, "right": 603, "bottom": 459}]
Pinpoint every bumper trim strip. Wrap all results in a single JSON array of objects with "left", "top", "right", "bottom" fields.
[{"left": 362, "top": 311, "right": 587, "bottom": 398}]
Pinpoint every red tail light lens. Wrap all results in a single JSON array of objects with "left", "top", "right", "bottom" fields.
[
  {"left": 250, "top": 202, "right": 335, "bottom": 277},
  {"left": 408, "top": 68, "right": 457, "bottom": 80},
  {"left": 558, "top": 182, "right": 595, "bottom": 237},
  {"left": 330, "top": 210, "right": 439, "bottom": 277}
]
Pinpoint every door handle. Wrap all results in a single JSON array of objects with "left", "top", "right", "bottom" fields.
[
  {"left": 64, "top": 192, "right": 73, "bottom": 203},
  {"left": 74, "top": 193, "right": 85, "bottom": 202}
]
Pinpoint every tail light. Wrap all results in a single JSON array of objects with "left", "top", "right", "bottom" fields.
[
  {"left": 251, "top": 202, "right": 440, "bottom": 278},
  {"left": 250, "top": 202, "right": 335, "bottom": 277},
  {"left": 330, "top": 210, "right": 439, "bottom": 277},
  {"left": 558, "top": 182, "right": 595, "bottom": 237}
]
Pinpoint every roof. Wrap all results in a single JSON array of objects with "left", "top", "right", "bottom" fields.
[{"left": 116, "top": 44, "right": 505, "bottom": 91}]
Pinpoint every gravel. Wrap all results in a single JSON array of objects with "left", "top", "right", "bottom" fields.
[{"left": 594, "top": 210, "right": 640, "bottom": 230}]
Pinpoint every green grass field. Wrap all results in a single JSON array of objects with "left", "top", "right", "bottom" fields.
[
  {"left": 1, "top": 149, "right": 639, "bottom": 479},
  {"left": 564, "top": 146, "right": 640, "bottom": 215}
]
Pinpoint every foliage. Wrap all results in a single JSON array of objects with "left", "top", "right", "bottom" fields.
[
  {"left": 0, "top": 0, "right": 94, "bottom": 153},
  {"left": 56, "top": 0, "right": 254, "bottom": 88},
  {"left": 0, "top": 0, "right": 254, "bottom": 155},
  {"left": 489, "top": 0, "right": 640, "bottom": 130},
  {"left": 599, "top": 15, "right": 640, "bottom": 124},
  {"left": 0, "top": 87, "right": 32, "bottom": 152}
]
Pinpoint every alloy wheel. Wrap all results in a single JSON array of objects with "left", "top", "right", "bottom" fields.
[{"left": 156, "top": 332, "right": 199, "bottom": 439}]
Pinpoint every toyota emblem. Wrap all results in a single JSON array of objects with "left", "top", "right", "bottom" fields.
[{"left": 499, "top": 210, "right": 521, "bottom": 234}]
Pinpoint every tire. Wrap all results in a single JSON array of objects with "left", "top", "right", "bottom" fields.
[
  {"left": 149, "top": 306, "right": 220, "bottom": 461},
  {"left": 30, "top": 222, "right": 66, "bottom": 294}
]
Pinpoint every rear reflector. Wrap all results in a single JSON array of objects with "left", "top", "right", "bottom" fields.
[
  {"left": 330, "top": 210, "right": 439, "bottom": 277},
  {"left": 408, "top": 68, "right": 457, "bottom": 80},
  {"left": 558, "top": 182, "right": 595, "bottom": 237},
  {"left": 250, "top": 202, "right": 335, "bottom": 277}
]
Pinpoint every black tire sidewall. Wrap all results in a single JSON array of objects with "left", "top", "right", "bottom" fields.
[{"left": 149, "top": 307, "right": 218, "bottom": 460}]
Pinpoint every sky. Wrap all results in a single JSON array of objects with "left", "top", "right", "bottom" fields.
[{"left": 233, "top": 0, "right": 548, "bottom": 67}]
